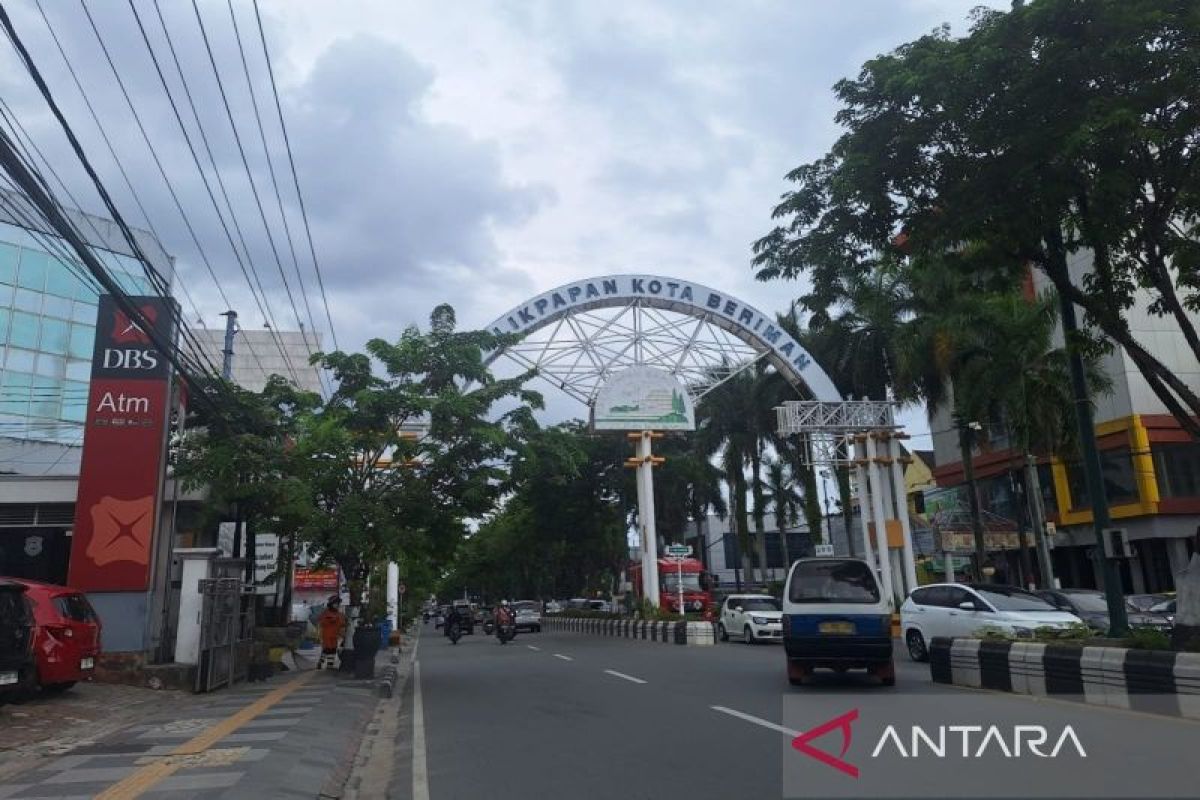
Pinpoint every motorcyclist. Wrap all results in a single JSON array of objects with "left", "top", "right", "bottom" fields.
[
  {"left": 494, "top": 599, "right": 514, "bottom": 627},
  {"left": 444, "top": 603, "right": 464, "bottom": 638}
]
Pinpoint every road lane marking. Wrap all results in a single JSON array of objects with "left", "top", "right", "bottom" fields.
[
  {"left": 711, "top": 706, "right": 800, "bottom": 738},
  {"left": 94, "top": 671, "right": 317, "bottom": 799},
  {"left": 553, "top": 653, "right": 573, "bottom": 661},
  {"left": 413, "top": 660, "right": 429, "bottom": 800},
  {"left": 604, "top": 669, "right": 646, "bottom": 685},
  {"left": 526, "top": 645, "right": 541, "bottom": 651}
]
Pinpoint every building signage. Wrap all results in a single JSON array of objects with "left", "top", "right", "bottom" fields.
[
  {"left": 69, "top": 295, "right": 175, "bottom": 592},
  {"left": 483, "top": 274, "right": 839, "bottom": 401},
  {"left": 593, "top": 366, "right": 696, "bottom": 431},
  {"left": 294, "top": 567, "right": 339, "bottom": 591}
]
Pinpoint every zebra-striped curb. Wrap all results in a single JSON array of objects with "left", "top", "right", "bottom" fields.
[
  {"left": 930, "top": 637, "right": 1200, "bottom": 719},
  {"left": 542, "top": 616, "right": 715, "bottom": 645}
]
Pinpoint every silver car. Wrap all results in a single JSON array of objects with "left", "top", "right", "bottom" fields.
[{"left": 513, "top": 601, "right": 541, "bottom": 632}]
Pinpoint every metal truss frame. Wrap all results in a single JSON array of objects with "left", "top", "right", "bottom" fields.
[
  {"left": 775, "top": 400, "right": 900, "bottom": 467},
  {"left": 486, "top": 298, "right": 770, "bottom": 405}
]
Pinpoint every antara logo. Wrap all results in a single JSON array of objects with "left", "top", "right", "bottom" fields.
[
  {"left": 791, "top": 710, "right": 1086, "bottom": 778},
  {"left": 111, "top": 306, "right": 157, "bottom": 344}
]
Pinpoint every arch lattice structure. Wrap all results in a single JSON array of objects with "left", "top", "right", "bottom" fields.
[{"left": 482, "top": 274, "right": 839, "bottom": 406}]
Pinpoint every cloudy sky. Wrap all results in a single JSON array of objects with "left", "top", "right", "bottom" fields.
[{"left": 1, "top": 0, "right": 1005, "bottom": 443}]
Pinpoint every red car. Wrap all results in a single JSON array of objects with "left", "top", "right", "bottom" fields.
[{"left": 6, "top": 579, "right": 101, "bottom": 691}]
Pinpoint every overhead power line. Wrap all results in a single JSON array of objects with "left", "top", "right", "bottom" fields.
[
  {"left": 0, "top": 4, "right": 217, "bottom": 405},
  {"left": 188, "top": 0, "right": 318, "bottom": 363},
  {"left": 252, "top": 0, "right": 339, "bottom": 354},
  {"left": 114, "top": 0, "right": 303, "bottom": 386}
]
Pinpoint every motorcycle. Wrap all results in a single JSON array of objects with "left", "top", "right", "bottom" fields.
[
  {"left": 483, "top": 619, "right": 495, "bottom": 636},
  {"left": 447, "top": 620, "right": 462, "bottom": 645},
  {"left": 495, "top": 618, "right": 516, "bottom": 644}
]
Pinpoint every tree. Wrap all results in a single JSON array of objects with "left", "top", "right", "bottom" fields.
[
  {"left": 763, "top": 457, "right": 801, "bottom": 570},
  {"left": 175, "top": 375, "right": 320, "bottom": 617},
  {"left": 443, "top": 422, "right": 627, "bottom": 601},
  {"left": 297, "top": 304, "right": 541, "bottom": 607},
  {"left": 754, "top": 0, "right": 1200, "bottom": 437},
  {"left": 695, "top": 370, "right": 772, "bottom": 583}
]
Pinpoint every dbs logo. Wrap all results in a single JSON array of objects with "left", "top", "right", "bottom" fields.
[
  {"left": 86, "top": 495, "right": 153, "bottom": 567},
  {"left": 111, "top": 306, "right": 157, "bottom": 344}
]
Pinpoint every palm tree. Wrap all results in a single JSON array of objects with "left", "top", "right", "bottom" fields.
[
  {"left": 894, "top": 286, "right": 1111, "bottom": 586},
  {"left": 695, "top": 370, "right": 762, "bottom": 584},
  {"left": 764, "top": 458, "right": 802, "bottom": 571},
  {"left": 951, "top": 292, "right": 1111, "bottom": 586}
]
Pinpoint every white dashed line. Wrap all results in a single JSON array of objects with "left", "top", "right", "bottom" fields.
[
  {"left": 527, "top": 645, "right": 541, "bottom": 652},
  {"left": 553, "top": 653, "right": 573, "bottom": 661},
  {"left": 710, "top": 705, "right": 800, "bottom": 738},
  {"left": 604, "top": 669, "right": 646, "bottom": 685}
]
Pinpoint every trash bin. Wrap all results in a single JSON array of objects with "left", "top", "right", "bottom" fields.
[
  {"left": 379, "top": 619, "right": 393, "bottom": 648},
  {"left": 352, "top": 624, "right": 380, "bottom": 679}
]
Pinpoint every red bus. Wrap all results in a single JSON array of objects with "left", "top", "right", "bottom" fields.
[{"left": 628, "top": 557, "right": 712, "bottom": 613}]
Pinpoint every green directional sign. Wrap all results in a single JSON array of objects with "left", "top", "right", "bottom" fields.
[{"left": 665, "top": 544, "right": 692, "bottom": 558}]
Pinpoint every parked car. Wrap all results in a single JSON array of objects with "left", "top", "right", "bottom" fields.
[
  {"left": 544, "top": 600, "right": 563, "bottom": 614},
  {"left": 513, "top": 601, "right": 541, "bottom": 632},
  {"left": 782, "top": 557, "right": 895, "bottom": 686},
  {"left": 8, "top": 579, "right": 101, "bottom": 692},
  {"left": 1149, "top": 598, "right": 1177, "bottom": 626},
  {"left": 1035, "top": 588, "right": 1172, "bottom": 633},
  {"left": 0, "top": 580, "right": 35, "bottom": 701},
  {"left": 1126, "top": 593, "right": 1173, "bottom": 613},
  {"left": 586, "top": 599, "right": 612, "bottom": 613},
  {"left": 718, "top": 594, "right": 782, "bottom": 643},
  {"left": 901, "top": 583, "right": 1083, "bottom": 661},
  {"left": 567, "top": 598, "right": 590, "bottom": 610}
]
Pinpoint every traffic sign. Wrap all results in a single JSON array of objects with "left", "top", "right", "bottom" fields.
[{"left": 665, "top": 543, "right": 692, "bottom": 559}]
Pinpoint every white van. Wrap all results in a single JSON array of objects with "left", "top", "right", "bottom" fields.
[{"left": 782, "top": 557, "right": 895, "bottom": 686}]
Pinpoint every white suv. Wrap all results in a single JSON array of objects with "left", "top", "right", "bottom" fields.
[
  {"left": 718, "top": 594, "right": 783, "bottom": 644},
  {"left": 900, "top": 583, "right": 1082, "bottom": 661}
]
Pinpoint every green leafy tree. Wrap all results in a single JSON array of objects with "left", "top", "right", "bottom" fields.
[
  {"left": 755, "top": 0, "right": 1200, "bottom": 436},
  {"left": 297, "top": 304, "right": 540, "bottom": 606},
  {"left": 176, "top": 376, "right": 320, "bottom": 615}
]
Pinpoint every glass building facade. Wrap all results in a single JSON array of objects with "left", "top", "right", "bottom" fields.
[{"left": 0, "top": 212, "right": 166, "bottom": 446}]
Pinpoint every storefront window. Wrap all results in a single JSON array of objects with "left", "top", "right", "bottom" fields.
[
  {"left": 1066, "top": 448, "right": 1139, "bottom": 509},
  {"left": 1153, "top": 443, "right": 1200, "bottom": 498}
]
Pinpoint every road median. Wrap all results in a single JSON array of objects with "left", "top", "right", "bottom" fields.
[{"left": 542, "top": 616, "right": 715, "bottom": 646}]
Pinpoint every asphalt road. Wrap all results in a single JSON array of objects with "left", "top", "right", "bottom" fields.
[{"left": 403, "top": 624, "right": 1200, "bottom": 800}]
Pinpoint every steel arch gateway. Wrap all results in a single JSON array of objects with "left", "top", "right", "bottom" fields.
[{"left": 482, "top": 274, "right": 840, "bottom": 404}]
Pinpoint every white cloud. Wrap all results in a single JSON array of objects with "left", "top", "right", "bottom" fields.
[{"left": 3, "top": 0, "right": 1004, "bottom": 441}]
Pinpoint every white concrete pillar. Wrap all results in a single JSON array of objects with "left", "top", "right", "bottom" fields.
[
  {"left": 865, "top": 435, "right": 895, "bottom": 607},
  {"left": 173, "top": 548, "right": 219, "bottom": 665},
  {"left": 386, "top": 562, "right": 400, "bottom": 628},
  {"left": 636, "top": 433, "right": 661, "bottom": 607},
  {"left": 890, "top": 437, "right": 919, "bottom": 595},
  {"left": 853, "top": 438, "right": 875, "bottom": 567}
]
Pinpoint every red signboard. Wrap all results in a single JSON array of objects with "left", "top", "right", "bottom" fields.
[
  {"left": 69, "top": 295, "right": 174, "bottom": 592},
  {"left": 293, "top": 568, "right": 339, "bottom": 591}
]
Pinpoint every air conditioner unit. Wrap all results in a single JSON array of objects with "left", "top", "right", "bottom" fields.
[{"left": 1102, "top": 527, "right": 1134, "bottom": 559}]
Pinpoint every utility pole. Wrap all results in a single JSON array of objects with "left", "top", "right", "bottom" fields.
[
  {"left": 1057, "top": 292, "right": 1129, "bottom": 635},
  {"left": 958, "top": 418, "right": 988, "bottom": 579},
  {"left": 219, "top": 310, "right": 237, "bottom": 380}
]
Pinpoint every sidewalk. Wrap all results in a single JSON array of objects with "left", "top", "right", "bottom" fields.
[{"left": 0, "top": 648, "right": 394, "bottom": 799}]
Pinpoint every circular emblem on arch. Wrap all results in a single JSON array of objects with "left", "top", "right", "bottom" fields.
[{"left": 483, "top": 274, "right": 838, "bottom": 404}]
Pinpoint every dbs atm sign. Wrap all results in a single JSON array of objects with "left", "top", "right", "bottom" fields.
[{"left": 69, "top": 295, "right": 175, "bottom": 592}]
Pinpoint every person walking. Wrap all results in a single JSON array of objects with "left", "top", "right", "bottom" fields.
[{"left": 317, "top": 595, "right": 346, "bottom": 669}]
